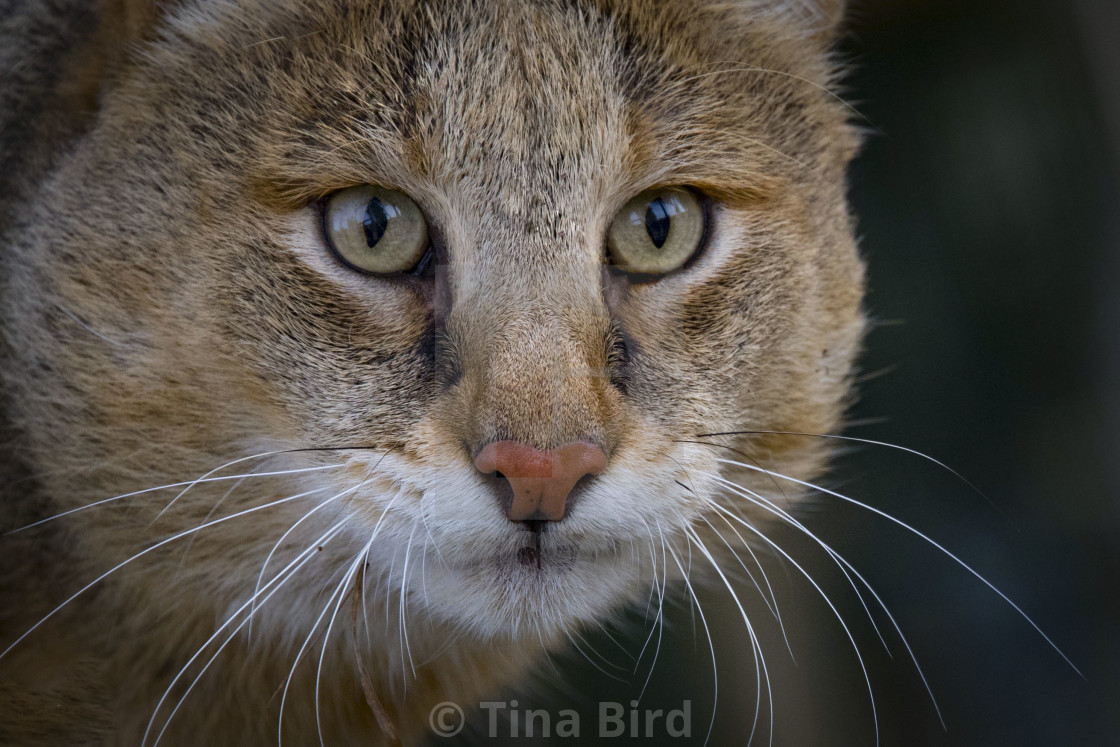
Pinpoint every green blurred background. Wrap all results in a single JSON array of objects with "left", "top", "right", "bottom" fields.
[{"left": 434, "top": 0, "right": 1120, "bottom": 744}]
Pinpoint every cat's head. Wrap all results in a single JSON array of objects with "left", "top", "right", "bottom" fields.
[{"left": 3, "top": 0, "right": 862, "bottom": 642}]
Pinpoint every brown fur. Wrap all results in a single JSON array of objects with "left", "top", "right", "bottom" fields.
[{"left": 0, "top": 0, "right": 864, "bottom": 743}]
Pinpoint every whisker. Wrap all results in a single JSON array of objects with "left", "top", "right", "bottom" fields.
[
  {"left": 665, "top": 539, "right": 719, "bottom": 747},
  {"left": 705, "top": 476, "right": 942, "bottom": 727},
  {"left": 176, "top": 465, "right": 263, "bottom": 572},
  {"left": 398, "top": 525, "right": 418, "bottom": 682},
  {"left": 316, "top": 542, "right": 375, "bottom": 747},
  {"left": 692, "top": 430, "right": 998, "bottom": 512},
  {"left": 250, "top": 475, "right": 378, "bottom": 641},
  {"left": 0, "top": 484, "right": 334, "bottom": 661},
  {"left": 705, "top": 473, "right": 892, "bottom": 655},
  {"left": 6, "top": 461, "right": 345, "bottom": 534},
  {"left": 635, "top": 521, "right": 670, "bottom": 702},
  {"left": 714, "top": 457, "right": 1084, "bottom": 677},
  {"left": 572, "top": 629, "right": 628, "bottom": 672},
  {"left": 145, "top": 521, "right": 348, "bottom": 747},
  {"left": 278, "top": 549, "right": 368, "bottom": 747},
  {"left": 359, "top": 494, "right": 405, "bottom": 649},
  {"left": 563, "top": 631, "right": 627, "bottom": 684},
  {"left": 153, "top": 463, "right": 345, "bottom": 523},
  {"left": 696, "top": 513, "right": 796, "bottom": 664},
  {"left": 691, "top": 482, "right": 881, "bottom": 745}
]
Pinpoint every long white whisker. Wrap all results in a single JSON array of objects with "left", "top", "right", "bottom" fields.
[
  {"left": 153, "top": 463, "right": 344, "bottom": 522},
  {"left": 635, "top": 521, "right": 670, "bottom": 702},
  {"left": 278, "top": 547, "right": 368, "bottom": 747},
  {"left": 715, "top": 457, "right": 1083, "bottom": 677},
  {"left": 692, "top": 481, "right": 880, "bottom": 745},
  {"left": 6, "top": 462, "right": 345, "bottom": 534},
  {"left": 563, "top": 631, "right": 627, "bottom": 683},
  {"left": 316, "top": 545, "right": 374, "bottom": 747},
  {"left": 572, "top": 629, "right": 627, "bottom": 672},
  {"left": 0, "top": 484, "right": 333, "bottom": 661},
  {"left": 145, "top": 521, "right": 348, "bottom": 747},
  {"left": 398, "top": 525, "right": 418, "bottom": 682},
  {"left": 697, "top": 510, "right": 797, "bottom": 662},
  {"left": 684, "top": 524, "right": 770, "bottom": 747},
  {"left": 635, "top": 520, "right": 664, "bottom": 665},
  {"left": 360, "top": 494, "right": 404, "bottom": 649},
  {"left": 665, "top": 538, "right": 719, "bottom": 747},
  {"left": 706, "top": 473, "right": 890, "bottom": 655},
  {"left": 707, "top": 486, "right": 945, "bottom": 725},
  {"left": 251, "top": 475, "right": 377, "bottom": 641},
  {"left": 176, "top": 466, "right": 261, "bottom": 572},
  {"left": 692, "top": 432, "right": 995, "bottom": 510}
]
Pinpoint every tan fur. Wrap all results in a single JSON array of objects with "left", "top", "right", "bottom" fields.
[{"left": 0, "top": 0, "right": 864, "bottom": 743}]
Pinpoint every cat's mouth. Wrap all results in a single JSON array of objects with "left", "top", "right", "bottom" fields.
[{"left": 445, "top": 532, "right": 617, "bottom": 578}]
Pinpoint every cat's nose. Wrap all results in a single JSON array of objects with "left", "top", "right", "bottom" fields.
[{"left": 473, "top": 441, "right": 608, "bottom": 522}]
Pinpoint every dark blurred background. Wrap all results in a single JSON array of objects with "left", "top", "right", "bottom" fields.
[{"left": 438, "top": 0, "right": 1120, "bottom": 744}]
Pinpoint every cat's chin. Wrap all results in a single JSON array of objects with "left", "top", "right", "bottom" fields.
[{"left": 412, "top": 542, "right": 643, "bottom": 640}]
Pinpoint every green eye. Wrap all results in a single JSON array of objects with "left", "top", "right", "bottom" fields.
[
  {"left": 606, "top": 187, "right": 705, "bottom": 275},
  {"left": 322, "top": 185, "right": 429, "bottom": 274}
]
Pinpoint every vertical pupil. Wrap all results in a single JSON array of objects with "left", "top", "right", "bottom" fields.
[
  {"left": 645, "top": 198, "right": 671, "bottom": 248},
  {"left": 363, "top": 198, "right": 389, "bottom": 247}
]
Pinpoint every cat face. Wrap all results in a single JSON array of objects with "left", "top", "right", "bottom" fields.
[{"left": 3, "top": 0, "right": 862, "bottom": 646}]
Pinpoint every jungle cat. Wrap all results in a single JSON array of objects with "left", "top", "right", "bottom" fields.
[{"left": 0, "top": 0, "right": 864, "bottom": 743}]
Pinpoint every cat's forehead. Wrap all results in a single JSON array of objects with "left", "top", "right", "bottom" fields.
[
  {"left": 146, "top": 0, "right": 846, "bottom": 212},
  {"left": 391, "top": 1, "right": 633, "bottom": 215}
]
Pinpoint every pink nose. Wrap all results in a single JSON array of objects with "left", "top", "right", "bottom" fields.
[{"left": 473, "top": 441, "right": 608, "bottom": 522}]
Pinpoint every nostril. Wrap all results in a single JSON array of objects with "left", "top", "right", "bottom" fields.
[{"left": 473, "top": 441, "right": 608, "bottom": 522}]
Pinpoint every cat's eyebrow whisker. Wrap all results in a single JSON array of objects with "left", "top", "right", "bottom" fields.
[
  {"left": 704, "top": 474, "right": 944, "bottom": 728},
  {"left": 665, "top": 540, "right": 719, "bottom": 747},
  {"left": 0, "top": 485, "right": 333, "bottom": 662},
  {"left": 145, "top": 520, "right": 349, "bottom": 747},
  {"left": 6, "top": 460, "right": 346, "bottom": 534},
  {"left": 713, "top": 457, "right": 1085, "bottom": 677},
  {"left": 684, "top": 525, "right": 771, "bottom": 746}
]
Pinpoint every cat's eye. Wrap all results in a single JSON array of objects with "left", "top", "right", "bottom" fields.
[
  {"left": 606, "top": 187, "right": 706, "bottom": 276},
  {"left": 322, "top": 185, "right": 429, "bottom": 274}
]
